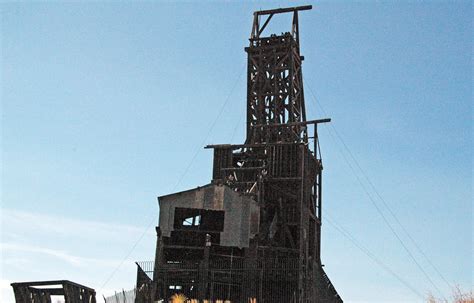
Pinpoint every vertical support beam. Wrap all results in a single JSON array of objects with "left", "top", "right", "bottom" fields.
[
  {"left": 153, "top": 227, "right": 164, "bottom": 280},
  {"left": 292, "top": 11, "right": 299, "bottom": 45},
  {"left": 298, "top": 145, "right": 306, "bottom": 302},
  {"left": 152, "top": 226, "right": 164, "bottom": 301},
  {"left": 242, "top": 241, "right": 258, "bottom": 302},
  {"left": 199, "top": 234, "right": 211, "bottom": 300}
]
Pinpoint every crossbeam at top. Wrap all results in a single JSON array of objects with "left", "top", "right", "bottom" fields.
[{"left": 254, "top": 5, "right": 312, "bottom": 16}]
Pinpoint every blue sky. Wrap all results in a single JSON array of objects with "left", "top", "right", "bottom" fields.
[{"left": 1, "top": 1, "right": 472, "bottom": 303}]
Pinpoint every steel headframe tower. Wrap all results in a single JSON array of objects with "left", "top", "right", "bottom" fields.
[{"left": 136, "top": 5, "right": 342, "bottom": 303}]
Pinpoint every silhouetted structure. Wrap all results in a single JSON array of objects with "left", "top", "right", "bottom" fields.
[
  {"left": 136, "top": 5, "right": 342, "bottom": 303},
  {"left": 11, "top": 280, "right": 96, "bottom": 303}
]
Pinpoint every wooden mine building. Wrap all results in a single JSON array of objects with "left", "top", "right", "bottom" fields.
[{"left": 135, "top": 5, "right": 342, "bottom": 303}]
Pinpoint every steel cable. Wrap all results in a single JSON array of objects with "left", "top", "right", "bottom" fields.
[
  {"left": 98, "top": 63, "right": 246, "bottom": 293},
  {"left": 303, "top": 79, "right": 448, "bottom": 300}
]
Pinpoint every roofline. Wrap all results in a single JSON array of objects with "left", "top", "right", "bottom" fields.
[
  {"left": 157, "top": 183, "right": 213, "bottom": 200},
  {"left": 10, "top": 280, "right": 95, "bottom": 291}
]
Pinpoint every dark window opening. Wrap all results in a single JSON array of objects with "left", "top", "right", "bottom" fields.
[{"left": 174, "top": 208, "right": 225, "bottom": 232}]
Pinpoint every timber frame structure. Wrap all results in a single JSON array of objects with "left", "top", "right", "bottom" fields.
[
  {"left": 135, "top": 5, "right": 342, "bottom": 303},
  {"left": 11, "top": 280, "right": 96, "bottom": 303}
]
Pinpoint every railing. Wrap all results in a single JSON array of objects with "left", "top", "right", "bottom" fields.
[
  {"left": 135, "top": 259, "right": 342, "bottom": 303},
  {"left": 135, "top": 259, "right": 299, "bottom": 303},
  {"left": 136, "top": 258, "right": 302, "bottom": 275},
  {"left": 136, "top": 261, "right": 154, "bottom": 279},
  {"left": 104, "top": 289, "right": 136, "bottom": 303}
]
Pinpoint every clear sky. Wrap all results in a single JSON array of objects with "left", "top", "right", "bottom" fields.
[{"left": 1, "top": 1, "right": 472, "bottom": 303}]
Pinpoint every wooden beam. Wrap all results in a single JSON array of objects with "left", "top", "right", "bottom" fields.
[
  {"left": 205, "top": 142, "right": 308, "bottom": 149},
  {"left": 251, "top": 118, "right": 331, "bottom": 128},
  {"left": 11, "top": 280, "right": 94, "bottom": 292},
  {"left": 257, "top": 13, "right": 274, "bottom": 36},
  {"left": 254, "top": 5, "right": 312, "bottom": 16}
]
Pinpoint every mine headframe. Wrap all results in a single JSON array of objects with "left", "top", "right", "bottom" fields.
[
  {"left": 137, "top": 5, "right": 343, "bottom": 303},
  {"left": 205, "top": 5, "right": 341, "bottom": 302},
  {"left": 209, "top": 4, "right": 330, "bottom": 256}
]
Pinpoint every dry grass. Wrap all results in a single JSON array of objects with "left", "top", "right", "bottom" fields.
[
  {"left": 170, "top": 293, "right": 188, "bottom": 303},
  {"left": 167, "top": 289, "right": 473, "bottom": 303},
  {"left": 428, "top": 286, "right": 473, "bottom": 303}
]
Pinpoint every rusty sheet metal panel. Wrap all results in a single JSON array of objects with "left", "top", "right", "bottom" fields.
[{"left": 158, "top": 184, "right": 259, "bottom": 248}]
